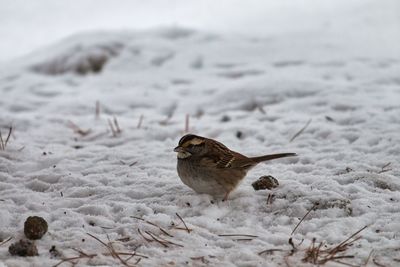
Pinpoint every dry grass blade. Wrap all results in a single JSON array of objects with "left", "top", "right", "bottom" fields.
[
  {"left": 129, "top": 161, "right": 138, "bottom": 167},
  {"left": 258, "top": 248, "right": 284, "bottom": 256},
  {"left": 175, "top": 213, "right": 191, "bottom": 233},
  {"left": 108, "top": 118, "right": 117, "bottom": 137},
  {"left": 184, "top": 114, "right": 189, "bottom": 133},
  {"left": 87, "top": 233, "right": 109, "bottom": 248},
  {"left": 378, "top": 162, "right": 392, "bottom": 173},
  {"left": 218, "top": 234, "right": 258, "bottom": 238},
  {"left": 258, "top": 105, "right": 266, "bottom": 114},
  {"left": 4, "top": 126, "right": 12, "bottom": 148},
  {"left": 107, "top": 117, "right": 122, "bottom": 137},
  {"left": 291, "top": 202, "right": 319, "bottom": 235},
  {"left": 0, "top": 129, "right": 3, "bottom": 150},
  {"left": 267, "top": 193, "right": 275, "bottom": 205},
  {"left": 302, "top": 225, "right": 367, "bottom": 265},
  {"left": 145, "top": 230, "right": 183, "bottom": 247},
  {"left": 113, "top": 116, "right": 121, "bottom": 133},
  {"left": 303, "top": 238, "right": 321, "bottom": 264},
  {"left": 54, "top": 237, "right": 147, "bottom": 267},
  {"left": 95, "top": 100, "right": 100, "bottom": 119},
  {"left": 53, "top": 253, "right": 96, "bottom": 267},
  {"left": 173, "top": 227, "right": 194, "bottom": 232},
  {"left": 315, "top": 241, "right": 323, "bottom": 263},
  {"left": 105, "top": 251, "right": 148, "bottom": 259},
  {"left": 124, "top": 251, "right": 137, "bottom": 262},
  {"left": 87, "top": 233, "right": 138, "bottom": 267},
  {"left": 132, "top": 216, "right": 173, "bottom": 237},
  {"left": 329, "top": 226, "right": 367, "bottom": 256},
  {"left": 67, "top": 120, "right": 91, "bottom": 136},
  {"left": 138, "top": 228, "right": 153, "bottom": 242},
  {"left": 116, "top": 236, "right": 129, "bottom": 242},
  {"left": 105, "top": 234, "right": 118, "bottom": 259},
  {"left": 139, "top": 229, "right": 168, "bottom": 247},
  {"left": 363, "top": 249, "right": 374, "bottom": 266},
  {"left": 137, "top": 115, "right": 144, "bottom": 129},
  {"left": 145, "top": 231, "right": 170, "bottom": 247},
  {"left": 290, "top": 118, "right": 312, "bottom": 142},
  {"left": 381, "top": 162, "right": 391, "bottom": 169},
  {"left": 331, "top": 259, "right": 359, "bottom": 267},
  {"left": 325, "top": 115, "right": 335, "bottom": 122},
  {"left": 107, "top": 239, "right": 132, "bottom": 267},
  {"left": 0, "top": 237, "right": 12, "bottom": 247},
  {"left": 71, "top": 248, "right": 92, "bottom": 257},
  {"left": 0, "top": 127, "right": 12, "bottom": 150}
]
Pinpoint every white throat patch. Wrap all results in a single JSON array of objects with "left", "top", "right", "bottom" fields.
[{"left": 177, "top": 151, "right": 191, "bottom": 159}]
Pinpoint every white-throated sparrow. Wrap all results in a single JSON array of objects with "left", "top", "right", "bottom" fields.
[{"left": 174, "top": 134, "right": 296, "bottom": 200}]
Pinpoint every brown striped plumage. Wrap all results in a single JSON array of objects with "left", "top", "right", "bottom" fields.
[{"left": 174, "top": 134, "right": 296, "bottom": 200}]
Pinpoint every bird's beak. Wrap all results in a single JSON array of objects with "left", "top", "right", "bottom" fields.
[{"left": 174, "top": 146, "right": 184, "bottom": 152}]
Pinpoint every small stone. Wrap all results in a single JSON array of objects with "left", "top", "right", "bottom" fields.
[
  {"left": 49, "top": 245, "right": 61, "bottom": 258},
  {"left": 24, "top": 216, "right": 48, "bottom": 240},
  {"left": 9, "top": 239, "right": 38, "bottom": 256},
  {"left": 252, "top": 175, "right": 279, "bottom": 191},
  {"left": 221, "top": 115, "right": 231, "bottom": 122},
  {"left": 236, "top": 131, "right": 243, "bottom": 139}
]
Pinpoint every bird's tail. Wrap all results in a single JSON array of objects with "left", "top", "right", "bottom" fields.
[{"left": 251, "top": 153, "right": 297, "bottom": 163}]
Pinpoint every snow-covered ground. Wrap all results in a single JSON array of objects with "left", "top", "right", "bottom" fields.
[{"left": 1, "top": 1, "right": 400, "bottom": 266}]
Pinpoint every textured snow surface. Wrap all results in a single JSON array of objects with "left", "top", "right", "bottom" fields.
[{"left": 1, "top": 4, "right": 400, "bottom": 267}]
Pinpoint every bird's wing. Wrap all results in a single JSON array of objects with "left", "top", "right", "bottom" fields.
[{"left": 202, "top": 142, "right": 255, "bottom": 169}]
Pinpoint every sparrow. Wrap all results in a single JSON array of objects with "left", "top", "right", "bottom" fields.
[{"left": 174, "top": 134, "right": 296, "bottom": 200}]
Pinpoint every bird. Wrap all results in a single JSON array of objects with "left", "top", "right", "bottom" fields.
[{"left": 174, "top": 134, "right": 296, "bottom": 200}]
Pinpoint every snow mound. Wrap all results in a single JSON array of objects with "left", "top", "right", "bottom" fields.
[
  {"left": 0, "top": 20, "right": 399, "bottom": 267},
  {"left": 29, "top": 33, "right": 125, "bottom": 75}
]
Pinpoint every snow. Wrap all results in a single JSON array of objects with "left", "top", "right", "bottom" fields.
[{"left": 1, "top": 1, "right": 400, "bottom": 266}]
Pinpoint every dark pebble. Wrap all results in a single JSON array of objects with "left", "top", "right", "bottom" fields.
[
  {"left": 24, "top": 216, "right": 48, "bottom": 240},
  {"left": 9, "top": 239, "right": 38, "bottom": 256},
  {"left": 252, "top": 175, "right": 279, "bottom": 191}
]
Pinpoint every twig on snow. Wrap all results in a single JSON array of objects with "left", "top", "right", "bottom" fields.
[
  {"left": 175, "top": 213, "right": 191, "bottom": 233},
  {"left": 378, "top": 162, "right": 392, "bottom": 173},
  {"left": 258, "top": 248, "right": 284, "bottom": 256},
  {"left": 302, "top": 225, "right": 367, "bottom": 265},
  {"left": 113, "top": 116, "right": 121, "bottom": 134},
  {"left": 0, "top": 237, "right": 12, "bottom": 247},
  {"left": 87, "top": 233, "right": 144, "bottom": 267},
  {"left": 218, "top": 234, "right": 258, "bottom": 238},
  {"left": 0, "top": 127, "right": 12, "bottom": 150},
  {"left": 363, "top": 249, "right": 374, "bottom": 266},
  {"left": 95, "top": 100, "right": 100, "bottom": 119},
  {"left": 290, "top": 119, "right": 312, "bottom": 142},
  {"left": 291, "top": 202, "right": 319, "bottom": 235},
  {"left": 108, "top": 119, "right": 117, "bottom": 137},
  {"left": 137, "top": 225, "right": 183, "bottom": 248},
  {"left": 184, "top": 114, "right": 189, "bottom": 133},
  {"left": 131, "top": 216, "right": 173, "bottom": 237},
  {"left": 137, "top": 115, "right": 144, "bottom": 129},
  {"left": 67, "top": 121, "right": 91, "bottom": 136}
]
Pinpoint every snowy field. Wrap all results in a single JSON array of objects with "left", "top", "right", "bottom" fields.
[{"left": 1, "top": 1, "right": 400, "bottom": 266}]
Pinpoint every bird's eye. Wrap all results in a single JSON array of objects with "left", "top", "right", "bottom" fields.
[{"left": 187, "top": 144, "right": 194, "bottom": 148}]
